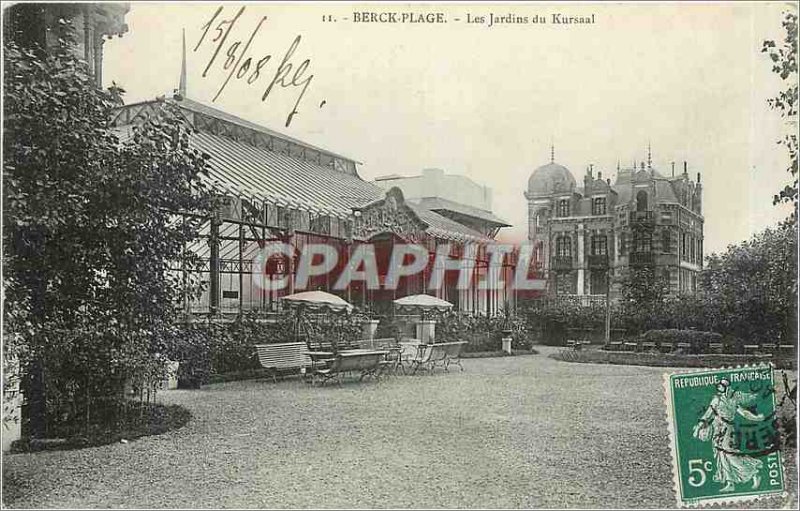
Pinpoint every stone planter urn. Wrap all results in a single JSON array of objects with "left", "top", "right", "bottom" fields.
[
  {"left": 502, "top": 336, "right": 513, "bottom": 354},
  {"left": 361, "top": 319, "right": 379, "bottom": 341},
  {"left": 416, "top": 320, "right": 436, "bottom": 344}
]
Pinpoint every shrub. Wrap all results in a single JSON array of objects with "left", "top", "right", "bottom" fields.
[
  {"left": 436, "top": 312, "right": 534, "bottom": 353},
  {"left": 171, "top": 313, "right": 296, "bottom": 388}
]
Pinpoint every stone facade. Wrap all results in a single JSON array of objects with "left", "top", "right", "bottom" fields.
[{"left": 525, "top": 155, "right": 704, "bottom": 298}]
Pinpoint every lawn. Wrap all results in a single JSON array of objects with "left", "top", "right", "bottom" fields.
[{"left": 2, "top": 347, "right": 797, "bottom": 508}]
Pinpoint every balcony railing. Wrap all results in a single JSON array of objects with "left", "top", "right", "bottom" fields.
[
  {"left": 552, "top": 256, "right": 573, "bottom": 271},
  {"left": 629, "top": 211, "right": 655, "bottom": 228},
  {"left": 629, "top": 251, "right": 655, "bottom": 266},
  {"left": 587, "top": 254, "right": 609, "bottom": 269}
]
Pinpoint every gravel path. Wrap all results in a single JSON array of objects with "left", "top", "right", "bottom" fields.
[{"left": 3, "top": 348, "right": 797, "bottom": 508}]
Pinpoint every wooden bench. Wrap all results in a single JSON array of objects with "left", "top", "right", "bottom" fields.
[
  {"left": 641, "top": 341, "right": 657, "bottom": 352},
  {"left": 708, "top": 342, "right": 724, "bottom": 354},
  {"left": 607, "top": 341, "right": 623, "bottom": 351},
  {"left": 623, "top": 341, "right": 638, "bottom": 352},
  {"left": 676, "top": 342, "right": 691, "bottom": 352},
  {"left": 254, "top": 343, "right": 313, "bottom": 383},
  {"left": 313, "top": 350, "right": 389, "bottom": 386},
  {"left": 411, "top": 343, "right": 447, "bottom": 374},
  {"left": 659, "top": 342, "right": 674, "bottom": 353},
  {"left": 411, "top": 342, "right": 467, "bottom": 373},
  {"left": 565, "top": 340, "right": 577, "bottom": 349}
]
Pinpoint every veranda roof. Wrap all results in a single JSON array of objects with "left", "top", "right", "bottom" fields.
[{"left": 111, "top": 97, "right": 495, "bottom": 243}]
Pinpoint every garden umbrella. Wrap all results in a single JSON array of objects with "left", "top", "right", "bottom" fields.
[
  {"left": 280, "top": 290, "right": 354, "bottom": 312},
  {"left": 281, "top": 291, "right": 355, "bottom": 348},
  {"left": 393, "top": 294, "right": 453, "bottom": 311},
  {"left": 393, "top": 294, "right": 453, "bottom": 320}
]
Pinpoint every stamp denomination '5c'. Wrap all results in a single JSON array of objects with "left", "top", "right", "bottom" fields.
[{"left": 665, "top": 366, "right": 785, "bottom": 507}]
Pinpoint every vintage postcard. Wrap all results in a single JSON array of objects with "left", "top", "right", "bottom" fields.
[{"left": 1, "top": 1, "right": 798, "bottom": 509}]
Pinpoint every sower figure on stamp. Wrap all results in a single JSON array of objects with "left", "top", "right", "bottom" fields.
[{"left": 693, "top": 378, "right": 767, "bottom": 493}]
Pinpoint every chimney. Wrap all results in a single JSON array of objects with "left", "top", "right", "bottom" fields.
[
  {"left": 683, "top": 161, "right": 688, "bottom": 176},
  {"left": 696, "top": 172, "right": 701, "bottom": 184},
  {"left": 671, "top": 162, "right": 675, "bottom": 177},
  {"left": 598, "top": 171, "right": 602, "bottom": 180},
  {"left": 606, "top": 178, "right": 611, "bottom": 185}
]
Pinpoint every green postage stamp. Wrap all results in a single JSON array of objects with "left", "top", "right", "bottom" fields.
[{"left": 665, "top": 366, "right": 785, "bottom": 507}]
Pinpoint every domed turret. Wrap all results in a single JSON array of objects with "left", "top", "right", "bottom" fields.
[{"left": 527, "top": 161, "right": 576, "bottom": 197}]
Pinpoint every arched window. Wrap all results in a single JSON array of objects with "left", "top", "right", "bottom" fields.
[
  {"left": 556, "top": 236, "right": 572, "bottom": 257},
  {"left": 636, "top": 191, "right": 648, "bottom": 212},
  {"left": 557, "top": 199, "right": 570, "bottom": 217},
  {"left": 662, "top": 229, "right": 671, "bottom": 253}
]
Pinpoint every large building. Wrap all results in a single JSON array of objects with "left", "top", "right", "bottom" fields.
[{"left": 525, "top": 148, "right": 704, "bottom": 299}]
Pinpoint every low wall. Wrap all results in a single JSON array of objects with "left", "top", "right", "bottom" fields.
[{"left": 550, "top": 349, "right": 796, "bottom": 370}]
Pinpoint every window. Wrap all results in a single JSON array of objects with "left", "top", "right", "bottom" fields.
[
  {"left": 690, "top": 235, "right": 695, "bottom": 262},
  {"left": 591, "top": 235, "right": 608, "bottom": 256},
  {"left": 636, "top": 191, "right": 648, "bottom": 212},
  {"left": 698, "top": 239, "right": 703, "bottom": 265},
  {"left": 662, "top": 229, "right": 671, "bottom": 253},
  {"left": 592, "top": 197, "right": 607, "bottom": 216},
  {"left": 633, "top": 231, "right": 652, "bottom": 253},
  {"left": 556, "top": 236, "right": 572, "bottom": 257},
  {"left": 557, "top": 199, "right": 570, "bottom": 217}
]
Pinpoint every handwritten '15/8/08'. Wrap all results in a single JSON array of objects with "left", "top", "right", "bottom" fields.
[{"left": 195, "top": 6, "right": 322, "bottom": 127}]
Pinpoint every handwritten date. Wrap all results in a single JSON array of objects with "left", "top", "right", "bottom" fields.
[{"left": 195, "top": 6, "right": 321, "bottom": 127}]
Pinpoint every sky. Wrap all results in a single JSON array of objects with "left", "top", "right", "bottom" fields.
[{"left": 103, "top": 1, "right": 797, "bottom": 255}]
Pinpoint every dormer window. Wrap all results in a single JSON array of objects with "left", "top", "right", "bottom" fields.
[
  {"left": 557, "top": 199, "right": 570, "bottom": 217},
  {"left": 592, "top": 197, "right": 607, "bottom": 216}
]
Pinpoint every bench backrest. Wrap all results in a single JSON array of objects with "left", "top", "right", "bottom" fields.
[{"left": 254, "top": 343, "right": 311, "bottom": 370}]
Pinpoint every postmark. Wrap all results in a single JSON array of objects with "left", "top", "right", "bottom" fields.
[{"left": 664, "top": 366, "right": 785, "bottom": 507}]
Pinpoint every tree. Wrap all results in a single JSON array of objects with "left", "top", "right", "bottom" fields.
[
  {"left": 3, "top": 39, "right": 214, "bottom": 437},
  {"left": 762, "top": 11, "right": 798, "bottom": 221},
  {"left": 613, "top": 265, "right": 671, "bottom": 335},
  {"left": 700, "top": 224, "right": 797, "bottom": 345}
]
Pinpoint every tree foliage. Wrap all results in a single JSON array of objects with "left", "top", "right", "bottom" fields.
[
  {"left": 701, "top": 223, "right": 797, "bottom": 345},
  {"left": 762, "top": 11, "right": 799, "bottom": 219},
  {"left": 3, "top": 39, "right": 214, "bottom": 436}
]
